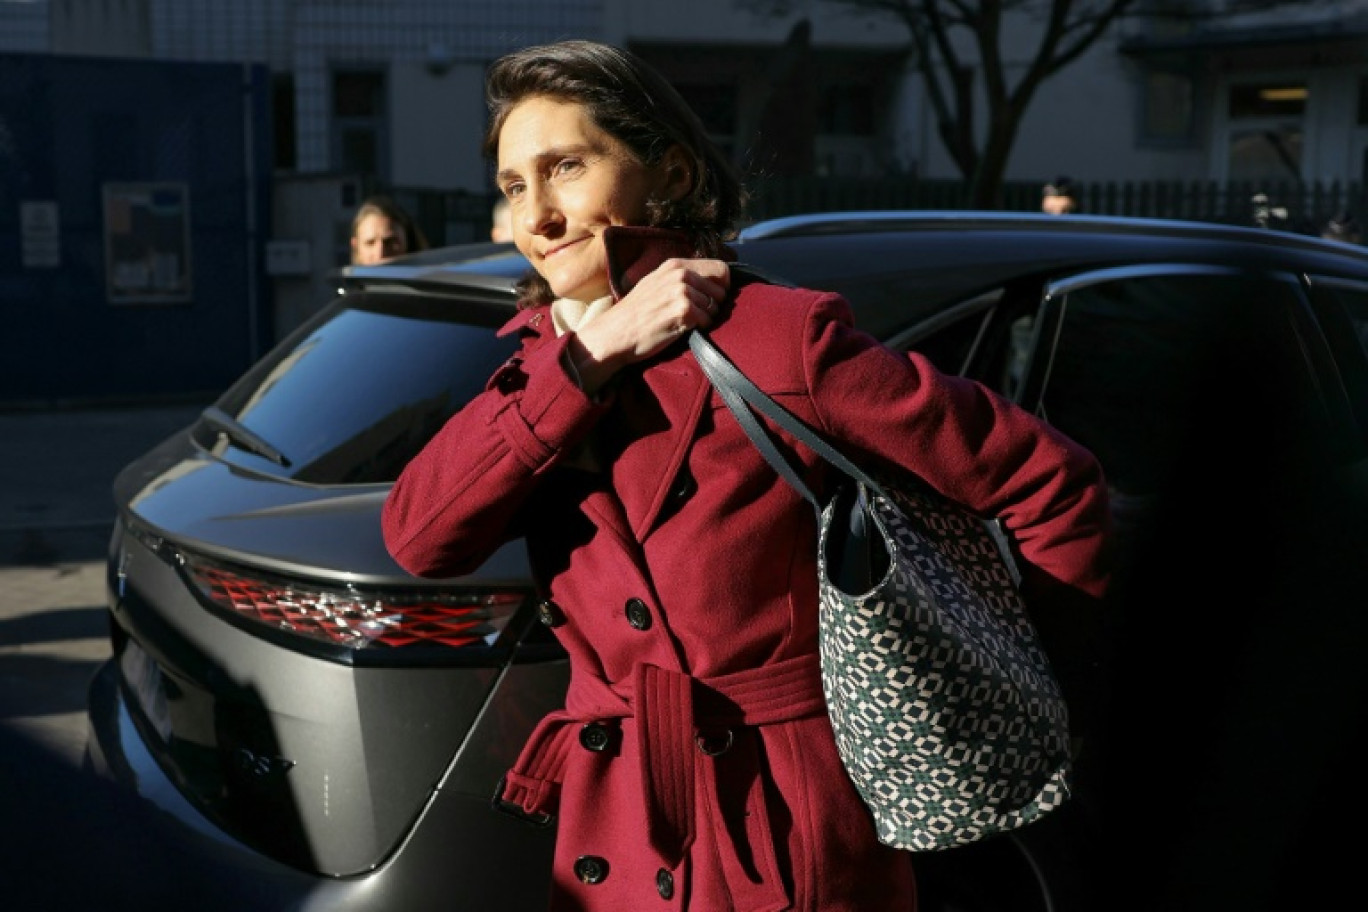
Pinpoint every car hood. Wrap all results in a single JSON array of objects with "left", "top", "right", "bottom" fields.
[{"left": 112, "top": 427, "right": 528, "bottom": 583}]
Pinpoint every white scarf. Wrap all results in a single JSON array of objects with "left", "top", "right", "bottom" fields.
[{"left": 550, "top": 295, "right": 614, "bottom": 337}]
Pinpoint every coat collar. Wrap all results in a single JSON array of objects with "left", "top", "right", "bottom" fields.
[{"left": 496, "top": 227, "right": 731, "bottom": 339}]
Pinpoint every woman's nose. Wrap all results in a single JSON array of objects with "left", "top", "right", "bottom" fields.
[{"left": 522, "top": 184, "right": 560, "bottom": 236}]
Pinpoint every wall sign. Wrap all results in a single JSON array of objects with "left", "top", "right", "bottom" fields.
[
  {"left": 20, "top": 200, "right": 61, "bottom": 269},
  {"left": 102, "top": 182, "right": 193, "bottom": 304}
]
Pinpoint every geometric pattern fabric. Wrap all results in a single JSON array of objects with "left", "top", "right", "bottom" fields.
[{"left": 817, "top": 478, "right": 1072, "bottom": 852}]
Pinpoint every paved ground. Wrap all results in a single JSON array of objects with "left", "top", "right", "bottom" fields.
[
  {"left": 0, "top": 402, "right": 207, "bottom": 765},
  {"left": 0, "top": 402, "right": 226, "bottom": 909}
]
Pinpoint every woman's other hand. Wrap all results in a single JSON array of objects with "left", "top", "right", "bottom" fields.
[{"left": 570, "top": 258, "right": 729, "bottom": 393}]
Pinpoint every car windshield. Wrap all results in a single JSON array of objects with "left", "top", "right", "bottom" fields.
[{"left": 202, "top": 292, "right": 519, "bottom": 484}]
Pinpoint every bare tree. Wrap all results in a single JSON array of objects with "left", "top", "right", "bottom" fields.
[{"left": 737, "top": 0, "right": 1343, "bottom": 207}]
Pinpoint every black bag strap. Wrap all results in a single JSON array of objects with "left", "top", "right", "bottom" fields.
[
  {"left": 688, "top": 329, "right": 882, "bottom": 505},
  {"left": 690, "top": 323, "right": 1023, "bottom": 588},
  {"left": 690, "top": 328, "right": 892, "bottom": 592}
]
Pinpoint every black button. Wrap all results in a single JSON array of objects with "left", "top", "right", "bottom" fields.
[
  {"left": 579, "top": 722, "right": 612, "bottom": 753},
  {"left": 656, "top": 867, "right": 675, "bottom": 899},
  {"left": 695, "top": 728, "right": 734, "bottom": 757},
  {"left": 625, "top": 598, "right": 652, "bottom": 630},
  {"left": 537, "top": 599, "right": 565, "bottom": 627},
  {"left": 574, "top": 855, "right": 609, "bottom": 884},
  {"left": 669, "top": 472, "right": 697, "bottom": 502}
]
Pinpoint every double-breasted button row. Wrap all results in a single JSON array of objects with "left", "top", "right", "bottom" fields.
[
  {"left": 574, "top": 855, "right": 609, "bottom": 884},
  {"left": 624, "top": 597, "right": 652, "bottom": 630},
  {"left": 545, "top": 598, "right": 657, "bottom": 631},
  {"left": 695, "top": 728, "right": 734, "bottom": 757},
  {"left": 578, "top": 721, "right": 616, "bottom": 753},
  {"left": 537, "top": 599, "right": 565, "bottom": 627},
  {"left": 568, "top": 855, "right": 673, "bottom": 898},
  {"left": 667, "top": 471, "right": 697, "bottom": 504}
]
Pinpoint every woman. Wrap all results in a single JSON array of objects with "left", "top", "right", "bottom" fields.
[
  {"left": 348, "top": 194, "right": 428, "bottom": 264},
  {"left": 382, "top": 40, "right": 1111, "bottom": 911}
]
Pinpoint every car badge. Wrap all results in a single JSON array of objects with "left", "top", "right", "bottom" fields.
[{"left": 234, "top": 747, "right": 296, "bottom": 782}]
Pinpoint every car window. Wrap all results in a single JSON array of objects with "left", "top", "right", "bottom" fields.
[
  {"left": 204, "top": 292, "right": 519, "bottom": 484},
  {"left": 1018, "top": 268, "right": 1346, "bottom": 573},
  {"left": 884, "top": 286, "right": 1041, "bottom": 396},
  {"left": 1306, "top": 276, "right": 1368, "bottom": 451},
  {"left": 1030, "top": 269, "right": 1332, "bottom": 495},
  {"left": 1338, "top": 285, "right": 1368, "bottom": 355}
]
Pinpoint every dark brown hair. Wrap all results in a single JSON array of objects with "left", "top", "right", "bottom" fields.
[{"left": 483, "top": 40, "right": 746, "bottom": 305}]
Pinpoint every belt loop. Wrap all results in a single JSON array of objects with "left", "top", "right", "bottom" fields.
[{"left": 490, "top": 775, "right": 555, "bottom": 826}]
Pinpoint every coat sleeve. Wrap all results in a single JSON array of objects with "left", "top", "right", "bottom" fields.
[
  {"left": 381, "top": 329, "right": 611, "bottom": 578},
  {"left": 797, "top": 291, "right": 1113, "bottom": 601}
]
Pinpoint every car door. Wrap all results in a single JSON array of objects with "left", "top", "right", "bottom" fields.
[
  {"left": 997, "top": 263, "right": 1368, "bottom": 908},
  {"left": 891, "top": 260, "right": 1368, "bottom": 908}
]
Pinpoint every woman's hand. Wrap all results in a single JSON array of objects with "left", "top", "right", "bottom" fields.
[{"left": 570, "top": 258, "right": 730, "bottom": 394}]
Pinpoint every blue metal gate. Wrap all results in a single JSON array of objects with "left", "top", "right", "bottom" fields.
[{"left": 0, "top": 53, "right": 271, "bottom": 406}]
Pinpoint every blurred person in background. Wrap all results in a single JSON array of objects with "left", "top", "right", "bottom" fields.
[
  {"left": 1042, "top": 176, "right": 1079, "bottom": 215},
  {"left": 1322, "top": 210, "right": 1362, "bottom": 245},
  {"left": 350, "top": 195, "right": 429, "bottom": 265}
]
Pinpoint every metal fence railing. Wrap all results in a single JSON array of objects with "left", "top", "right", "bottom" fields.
[{"left": 748, "top": 177, "right": 1367, "bottom": 236}]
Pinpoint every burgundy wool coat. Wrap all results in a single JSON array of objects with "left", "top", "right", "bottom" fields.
[{"left": 381, "top": 228, "right": 1112, "bottom": 911}]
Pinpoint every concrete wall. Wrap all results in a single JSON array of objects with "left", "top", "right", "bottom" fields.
[{"left": 390, "top": 60, "right": 489, "bottom": 193}]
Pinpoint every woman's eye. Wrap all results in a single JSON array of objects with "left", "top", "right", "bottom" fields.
[
  {"left": 503, "top": 184, "right": 524, "bottom": 199},
  {"left": 553, "top": 158, "right": 583, "bottom": 177}
]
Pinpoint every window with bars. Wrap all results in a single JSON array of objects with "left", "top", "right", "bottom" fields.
[{"left": 331, "top": 68, "right": 387, "bottom": 179}]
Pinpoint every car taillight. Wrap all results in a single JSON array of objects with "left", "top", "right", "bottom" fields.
[{"left": 178, "top": 552, "right": 525, "bottom": 656}]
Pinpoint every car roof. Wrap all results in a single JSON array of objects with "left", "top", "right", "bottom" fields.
[{"left": 335, "top": 210, "right": 1368, "bottom": 314}]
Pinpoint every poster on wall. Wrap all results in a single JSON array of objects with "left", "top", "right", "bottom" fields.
[
  {"left": 20, "top": 200, "right": 61, "bottom": 268},
  {"left": 102, "top": 182, "right": 193, "bottom": 304}
]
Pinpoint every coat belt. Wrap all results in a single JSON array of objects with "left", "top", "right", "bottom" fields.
[{"left": 496, "top": 652, "right": 827, "bottom": 904}]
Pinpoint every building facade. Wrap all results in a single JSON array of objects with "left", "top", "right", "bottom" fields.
[
  {"left": 3, "top": 0, "right": 1363, "bottom": 194},
  {"left": 2, "top": 0, "right": 1365, "bottom": 354}
]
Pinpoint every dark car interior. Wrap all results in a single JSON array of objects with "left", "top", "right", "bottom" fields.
[{"left": 891, "top": 262, "right": 1368, "bottom": 911}]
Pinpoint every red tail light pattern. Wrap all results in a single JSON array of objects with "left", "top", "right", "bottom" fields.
[{"left": 182, "top": 556, "right": 522, "bottom": 651}]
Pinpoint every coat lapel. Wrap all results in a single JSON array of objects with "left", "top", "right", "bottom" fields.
[
  {"left": 606, "top": 346, "right": 711, "bottom": 542},
  {"left": 548, "top": 227, "right": 731, "bottom": 545}
]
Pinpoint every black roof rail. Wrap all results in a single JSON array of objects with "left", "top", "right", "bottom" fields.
[
  {"left": 737, "top": 210, "right": 1081, "bottom": 240},
  {"left": 736, "top": 210, "right": 1368, "bottom": 260}
]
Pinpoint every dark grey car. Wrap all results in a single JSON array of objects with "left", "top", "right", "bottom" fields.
[{"left": 85, "top": 212, "right": 1368, "bottom": 911}]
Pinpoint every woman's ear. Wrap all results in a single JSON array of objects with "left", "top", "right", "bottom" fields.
[{"left": 660, "top": 146, "right": 695, "bottom": 202}]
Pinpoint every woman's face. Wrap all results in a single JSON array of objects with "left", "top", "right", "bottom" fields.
[
  {"left": 496, "top": 96, "right": 673, "bottom": 302},
  {"left": 351, "top": 214, "right": 408, "bottom": 265}
]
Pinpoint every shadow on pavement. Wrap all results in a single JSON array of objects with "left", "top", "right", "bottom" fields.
[
  {"left": 0, "top": 726, "right": 182, "bottom": 910},
  {"left": 0, "top": 526, "right": 112, "bottom": 567}
]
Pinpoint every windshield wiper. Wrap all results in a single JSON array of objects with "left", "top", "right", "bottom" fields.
[{"left": 200, "top": 405, "right": 292, "bottom": 467}]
